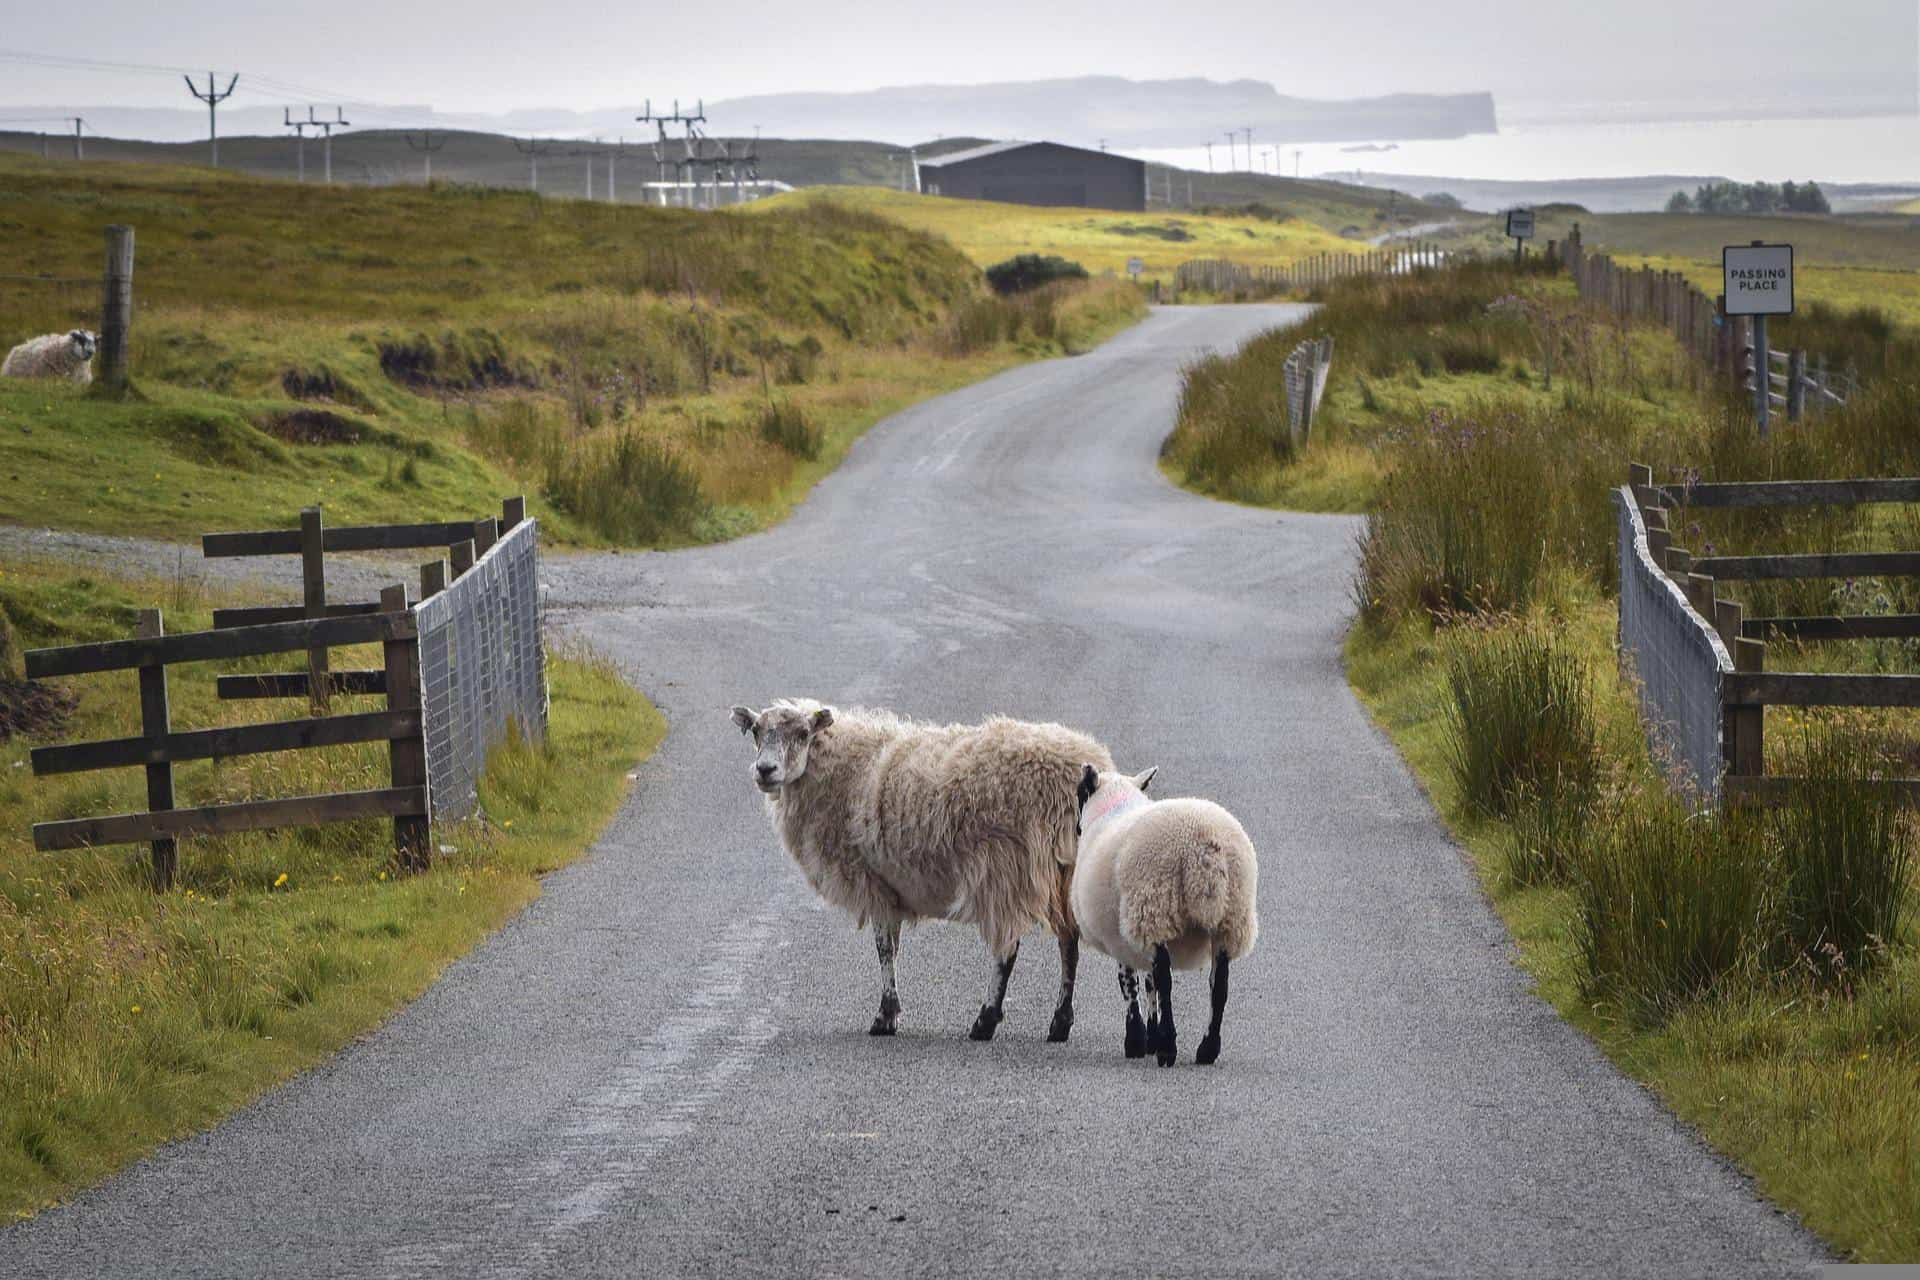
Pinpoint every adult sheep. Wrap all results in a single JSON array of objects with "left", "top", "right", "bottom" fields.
[
  {"left": 730, "top": 698, "right": 1112, "bottom": 1042},
  {"left": 1071, "top": 764, "right": 1259, "bottom": 1067},
  {"left": 1, "top": 330, "right": 97, "bottom": 384}
]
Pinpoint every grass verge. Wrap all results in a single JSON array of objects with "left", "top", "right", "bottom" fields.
[{"left": 0, "top": 556, "right": 663, "bottom": 1220}]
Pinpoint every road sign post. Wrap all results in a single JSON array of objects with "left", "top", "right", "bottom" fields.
[
  {"left": 1505, "top": 208, "right": 1534, "bottom": 263},
  {"left": 1126, "top": 257, "right": 1144, "bottom": 282},
  {"left": 1722, "top": 241, "right": 1794, "bottom": 437}
]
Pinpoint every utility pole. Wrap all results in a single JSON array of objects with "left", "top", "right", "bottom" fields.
[
  {"left": 513, "top": 135, "right": 552, "bottom": 194},
  {"left": 1204, "top": 140, "right": 1213, "bottom": 173},
  {"left": 307, "top": 107, "right": 349, "bottom": 184},
  {"left": 184, "top": 72, "right": 239, "bottom": 168},
  {"left": 1245, "top": 125, "right": 1255, "bottom": 173},
  {"left": 283, "top": 109, "right": 308, "bottom": 182},
  {"left": 405, "top": 129, "right": 447, "bottom": 185},
  {"left": 637, "top": 98, "right": 707, "bottom": 207},
  {"left": 1294, "top": 149, "right": 1302, "bottom": 179},
  {"left": 64, "top": 116, "right": 83, "bottom": 160},
  {"left": 1098, "top": 138, "right": 1108, "bottom": 152}
]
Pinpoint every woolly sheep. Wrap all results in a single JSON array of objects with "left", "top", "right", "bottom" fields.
[
  {"left": 1071, "top": 765, "right": 1259, "bottom": 1067},
  {"left": 1, "top": 330, "right": 97, "bottom": 384},
  {"left": 730, "top": 698, "right": 1113, "bottom": 1041}
]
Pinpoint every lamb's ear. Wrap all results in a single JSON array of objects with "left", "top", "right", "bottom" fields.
[
  {"left": 1132, "top": 766, "right": 1158, "bottom": 792},
  {"left": 729, "top": 706, "right": 758, "bottom": 736},
  {"left": 810, "top": 706, "right": 835, "bottom": 732},
  {"left": 1076, "top": 764, "right": 1099, "bottom": 812}
]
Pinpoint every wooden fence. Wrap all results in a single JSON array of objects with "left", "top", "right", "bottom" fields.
[
  {"left": 1565, "top": 226, "right": 1850, "bottom": 426},
  {"left": 1625, "top": 463, "right": 1920, "bottom": 804},
  {"left": 26, "top": 591, "right": 428, "bottom": 889},
  {"left": 1282, "top": 337, "right": 1335, "bottom": 445},
  {"left": 25, "top": 496, "right": 535, "bottom": 889}
]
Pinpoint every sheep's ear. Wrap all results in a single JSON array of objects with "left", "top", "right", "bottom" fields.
[
  {"left": 810, "top": 706, "right": 835, "bottom": 732},
  {"left": 729, "top": 705, "right": 757, "bottom": 736},
  {"left": 1076, "top": 764, "right": 1099, "bottom": 811},
  {"left": 1132, "top": 766, "right": 1158, "bottom": 792}
]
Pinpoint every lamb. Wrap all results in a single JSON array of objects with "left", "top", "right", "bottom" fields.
[
  {"left": 1, "top": 330, "right": 97, "bottom": 384},
  {"left": 1071, "top": 765, "right": 1259, "bottom": 1067},
  {"left": 730, "top": 699, "right": 1113, "bottom": 1042}
]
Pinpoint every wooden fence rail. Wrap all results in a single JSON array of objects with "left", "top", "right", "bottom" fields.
[
  {"left": 1625, "top": 461, "right": 1920, "bottom": 804},
  {"left": 25, "top": 588, "right": 428, "bottom": 887}
]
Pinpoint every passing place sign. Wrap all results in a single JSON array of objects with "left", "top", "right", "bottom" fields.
[
  {"left": 1723, "top": 243, "right": 1794, "bottom": 316},
  {"left": 1505, "top": 208, "right": 1535, "bottom": 239}
]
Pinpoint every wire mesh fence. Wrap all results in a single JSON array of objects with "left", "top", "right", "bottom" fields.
[
  {"left": 414, "top": 518, "right": 548, "bottom": 822},
  {"left": 1282, "top": 336, "right": 1334, "bottom": 446},
  {"left": 1615, "top": 486, "right": 1730, "bottom": 802}
]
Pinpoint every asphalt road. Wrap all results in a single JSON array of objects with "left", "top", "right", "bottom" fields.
[{"left": 2, "top": 306, "right": 1824, "bottom": 1278}]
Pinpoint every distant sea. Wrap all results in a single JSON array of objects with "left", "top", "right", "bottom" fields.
[{"left": 1130, "top": 109, "right": 1920, "bottom": 191}]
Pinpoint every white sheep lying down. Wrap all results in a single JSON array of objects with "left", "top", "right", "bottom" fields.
[
  {"left": 731, "top": 699, "right": 1112, "bottom": 1041},
  {"left": 1, "top": 330, "right": 97, "bottom": 383},
  {"left": 1072, "top": 765, "right": 1259, "bottom": 1066}
]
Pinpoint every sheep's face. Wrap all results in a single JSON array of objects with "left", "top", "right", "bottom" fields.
[
  {"left": 1075, "top": 764, "right": 1158, "bottom": 836},
  {"left": 730, "top": 702, "right": 835, "bottom": 793},
  {"left": 68, "top": 331, "right": 97, "bottom": 362}
]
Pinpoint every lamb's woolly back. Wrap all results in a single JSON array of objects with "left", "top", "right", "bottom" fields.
[{"left": 1, "top": 331, "right": 95, "bottom": 384}]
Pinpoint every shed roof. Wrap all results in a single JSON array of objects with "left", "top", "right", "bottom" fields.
[{"left": 917, "top": 139, "right": 1135, "bottom": 169}]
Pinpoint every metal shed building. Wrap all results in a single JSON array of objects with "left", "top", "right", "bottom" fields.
[{"left": 915, "top": 141, "right": 1147, "bottom": 211}]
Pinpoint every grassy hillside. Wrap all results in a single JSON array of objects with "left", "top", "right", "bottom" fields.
[
  {"left": 757, "top": 185, "right": 1360, "bottom": 276},
  {"left": 0, "top": 153, "right": 1140, "bottom": 546}
]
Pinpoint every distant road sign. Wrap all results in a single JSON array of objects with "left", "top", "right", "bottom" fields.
[
  {"left": 1126, "top": 257, "right": 1144, "bottom": 279},
  {"left": 1723, "top": 243, "right": 1794, "bottom": 316},
  {"left": 1505, "top": 208, "right": 1535, "bottom": 240}
]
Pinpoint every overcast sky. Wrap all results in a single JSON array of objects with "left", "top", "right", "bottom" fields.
[{"left": 2, "top": 0, "right": 1913, "bottom": 117}]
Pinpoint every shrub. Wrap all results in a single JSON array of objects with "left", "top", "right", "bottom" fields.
[
  {"left": 1442, "top": 625, "right": 1600, "bottom": 820},
  {"left": 985, "top": 254, "right": 1089, "bottom": 296},
  {"left": 756, "top": 400, "right": 822, "bottom": 460},
  {"left": 544, "top": 429, "right": 708, "bottom": 544},
  {"left": 1168, "top": 349, "right": 1294, "bottom": 491},
  {"left": 1770, "top": 727, "right": 1915, "bottom": 982},
  {"left": 1570, "top": 800, "right": 1772, "bottom": 1023}
]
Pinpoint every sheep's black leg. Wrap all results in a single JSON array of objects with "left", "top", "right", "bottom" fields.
[
  {"left": 1152, "top": 943, "right": 1176, "bottom": 1067},
  {"left": 1142, "top": 969, "right": 1159, "bottom": 1054},
  {"left": 1194, "top": 950, "right": 1230, "bottom": 1065},
  {"left": 870, "top": 922, "right": 903, "bottom": 1037},
  {"left": 1047, "top": 932, "right": 1078, "bottom": 1043},
  {"left": 1119, "top": 966, "right": 1146, "bottom": 1058},
  {"left": 968, "top": 943, "right": 1018, "bottom": 1042}
]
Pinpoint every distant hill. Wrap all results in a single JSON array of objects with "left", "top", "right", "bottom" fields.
[
  {"left": 5, "top": 76, "right": 1496, "bottom": 150},
  {"left": 710, "top": 77, "right": 1497, "bottom": 148},
  {"left": 1340, "top": 172, "right": 1920, "bottom": 215}
]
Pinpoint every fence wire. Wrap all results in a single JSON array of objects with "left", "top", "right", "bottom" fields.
[
  {"left": 414, "top": 519, "right": 548, "bottom": 823},
  {"left": 1615, "top": 487, "right": 1730, "bottom": 802}
]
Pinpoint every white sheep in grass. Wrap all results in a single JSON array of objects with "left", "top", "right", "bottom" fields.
[
  {"left": 1, "top": 330, "right": 97, "bottom": 384},
  {"left": 1071, "top": 765, "right": 1259, "bottom": 1066},
  {"left": 731, "top": 699, "right": 1113, "bottom": 1041}
]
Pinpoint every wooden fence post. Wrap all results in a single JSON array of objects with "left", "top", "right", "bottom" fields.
[
  {"left": 450, "top": 537, "right": 476, "bottom": 578},
  {"left": 1730, "top": 635, "right": 1766, "bottom": 785},
  {"left": 420, "top": 559, "right": 447, "bottom": 600},
  {"left": 380, "top": 584, "right": 430, "bottom": 871},
  {"left": 136, "top": 609, "right": 177, "bottom": 890},
  {"left": 99, "top": 225, "right": 135, "bottom": 395},
  {"left": 301, "top": 506, "right": 330, "bottom": 715},
  {"left": 501, "top": 495, "right": 526, "bottom": 532},
  {"left": 474, "top": 516, "right": 499, "bottom": 556},
  {"left": 1787, "top": 349, "right": 1807, "bottom": 421},
  {"left": 1713, "top": 598, "right": 1744, "bottom": 651}
]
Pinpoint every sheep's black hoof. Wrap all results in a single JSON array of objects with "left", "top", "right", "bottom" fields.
[
  {"left": 968, "top": 1005, "right": 1003, "bottom": 1041},
  {"left": 1123, "top": 1010, "right": 1147, "bottom": 1058},
  {"left": 1046, "top": 1005, "right": 1073, "bottom": 1043},
  {"left": 1157, "top": 1039, "right": 1178, "bottom": 1068},
  {"left": 1194, "top": 1034, "right": 1221, "bottom": 1066},
  {"left": 869, "top": 1017, "right": 897, "bottom": 1037}
]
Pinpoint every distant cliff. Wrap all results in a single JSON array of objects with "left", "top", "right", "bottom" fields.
[{"left": 709, "top": 76, "right": 1499, "bottom": 148}]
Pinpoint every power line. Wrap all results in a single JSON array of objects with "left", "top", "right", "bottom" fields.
[
  {"left": 405, "top": 129, "right": 448, "bottom": 184},
  {"left": 512, "top": 135, "right": 553, "bottom": 194},
  {"left": 184, "top": 72, "right": 239, "bottom": 168}
]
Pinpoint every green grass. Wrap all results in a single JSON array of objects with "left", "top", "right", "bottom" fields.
[
  {"left": 1348, "top": 606, "right": 1920, "bottom": 1261},
  {"left": 0, "top": 155, "right": 1141, "bottom": 547},
  {"left": 0, "top": 556, "right": 664, "bottom": 1219},
  {"left": 760, "top": 185, "right": 1359, "bottom": 278}
]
